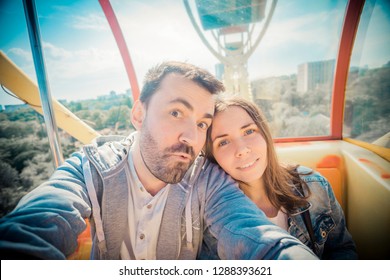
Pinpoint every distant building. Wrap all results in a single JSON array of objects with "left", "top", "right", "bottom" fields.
[
  {"left": 297, "top": 59, "right": 335, "bottom": 93},
  {"left": 98, "top": 90, "right": 127, "bottom": 101},
  {"left": 215, "top": 63, "right": 224, "bottom": 81}
]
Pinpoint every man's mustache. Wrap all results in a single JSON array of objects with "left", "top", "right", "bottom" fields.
[{"left": 166, "top": 143, "right": 195, "bottom": 159}]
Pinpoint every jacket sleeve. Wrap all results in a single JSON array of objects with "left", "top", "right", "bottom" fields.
[
  {"left": 201, "top": 161, "right": 318, "bottom": 260},
  {"left": 319, "top": 176, "right": 358, "bottom": 259},
  {"left": 0, "top": 152, "right": 92, "bottom": 259}
]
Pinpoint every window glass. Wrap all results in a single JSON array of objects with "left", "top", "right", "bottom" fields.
[
  {"left": 247, "top": 0, "right": 347, "bottom": 138},
  {"left": 1, "top": 1, "right": 349, "bottom": 143},
  {"left": 344, "top": 0, "right": 390, "bottom": 148},
  {"left": 0, "top": 1, "right": 351, "bottom": 213},
  {"left": 114, "top": 0, "right": 347, "bottom": 138},
  {"left": 0, "top": 0, "right": 352, "bottom": 217}
]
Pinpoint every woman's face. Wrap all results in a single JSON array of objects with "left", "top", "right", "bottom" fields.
[{"left": 210, "top": 106, "right": 268, "bottom": 185}]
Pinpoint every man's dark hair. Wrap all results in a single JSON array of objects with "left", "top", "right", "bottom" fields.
[{"left": 140, "top": 61, "right": 225, "bottom": 106}]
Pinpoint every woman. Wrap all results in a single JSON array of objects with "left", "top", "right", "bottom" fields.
[{"left": 205, "top": 97, "right": 357, "bottom": 259}]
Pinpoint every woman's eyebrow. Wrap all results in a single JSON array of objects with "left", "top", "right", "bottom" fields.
[
  {"left": 241, "top": 123, "right": 255, "bottom": 130},
  {"left": 212, "top": 122, "right": 256, "bottom": 142},
  {"left": 212, "top": 133, "right": 228, "bottom": 142}
]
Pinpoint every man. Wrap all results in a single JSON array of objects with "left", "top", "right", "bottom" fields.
[{"left": 0, "top": 61, "right": 317, "bottom": 260}]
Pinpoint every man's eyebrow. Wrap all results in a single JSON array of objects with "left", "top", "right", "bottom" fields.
[
  {"left": 170, "top": 98, "right": 214, "bottom": 119},
  {"left": 169, "top": 98, "right": 193, "bottom": 111}
]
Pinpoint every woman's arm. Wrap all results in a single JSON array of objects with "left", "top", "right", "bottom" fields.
[{"left": 320, "top": 176, "right": 358, "bottom": 259}]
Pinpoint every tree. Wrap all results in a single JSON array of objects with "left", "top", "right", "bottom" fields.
[{"left": 0, "top": 161, "right": 19, "bottom": 189}]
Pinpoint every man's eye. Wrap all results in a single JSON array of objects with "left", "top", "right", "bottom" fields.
[{"left": 170, "top": 111, "right": 181, "bottom": 118}]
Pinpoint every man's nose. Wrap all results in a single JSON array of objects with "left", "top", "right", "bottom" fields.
[{"left": 179, "top": 122, "right": 198, "bottom": 147}]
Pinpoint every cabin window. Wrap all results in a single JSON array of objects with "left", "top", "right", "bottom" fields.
[
  {"left": 112, "top": 0, "right": 349, "bottom": 139},
  {"left": 343, "top": 0, "right": 390, "bottom": 148},
  {"left": 245, "top": 1, "right": 348, "bottom": 139}
]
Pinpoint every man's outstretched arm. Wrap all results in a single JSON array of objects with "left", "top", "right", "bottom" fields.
[
  {"left": 201, "top": 161, "right": 318, "bottom": 260},
  {"left": 0, "top": 152, "right": 91, "bottom": 260}
]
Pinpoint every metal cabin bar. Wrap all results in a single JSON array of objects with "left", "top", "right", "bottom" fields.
[{"left": 23, "top": 0, "right": 64, "bottom": 167}]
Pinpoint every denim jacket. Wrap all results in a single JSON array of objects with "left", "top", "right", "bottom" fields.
[
  {"left": 0, "top": 133, "right": 317, "bottom": 260},
  {"left": 288, "top": 166, "right": 357, "bottom": 259}
]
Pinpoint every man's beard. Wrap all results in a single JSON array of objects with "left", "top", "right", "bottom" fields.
[{"left": 139, "top": 125, "right": 196, "bottom": 184}]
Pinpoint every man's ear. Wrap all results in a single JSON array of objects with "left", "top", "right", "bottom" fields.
[{"left": 131, "top": 100, "right": 145, "bottom": 130}]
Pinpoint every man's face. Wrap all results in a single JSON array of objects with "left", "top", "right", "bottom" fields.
[{"left": 138, "top": 74, "right": 215, "bottom": 184}]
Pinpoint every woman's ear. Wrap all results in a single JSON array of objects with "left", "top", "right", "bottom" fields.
[{"left": 131, "top": 100, "right": 145, "bottom": 130}]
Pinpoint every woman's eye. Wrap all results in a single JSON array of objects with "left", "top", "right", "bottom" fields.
[
  {"left": 245, "top": 129, "right": 255, "bottom": 135},
  {"left": 198, "top": 122, "right": 209, "bottom": 130},
  {"left": 218, "top": 140, "right": 228, "bottom": 147}
]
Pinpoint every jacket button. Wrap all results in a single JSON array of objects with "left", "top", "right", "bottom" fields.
[
  {"left": 140, "top": 233, "right": 145, "bottom": 240},
  {"left": 321, "top": 230, "right": 327, "bottom": 238}
]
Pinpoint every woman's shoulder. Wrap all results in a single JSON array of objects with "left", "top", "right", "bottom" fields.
[
  {"left": 296, "top": 166, "right": 335, "bottom": 213},
  {"left": 297, "top": 166, "right": 328, "bottom": 183}
]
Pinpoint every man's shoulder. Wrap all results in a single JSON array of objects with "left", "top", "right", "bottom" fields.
[
  {"left": 91, "top": 135, "right": 128, "bottom": 147},
  {"left": 82, "top": 132, "right": 136, "bottom": 173},
  {"left": 191, "top": 156, "right": 237, "bottom": 186},
  {"left": 86, "top": 132, "right": 136, "bottom": 148},
  {"left": 201, "top": 158, "right": 226, "bottom": 174},
  {"left": 183, "top": 156, "right": 227, "bottom": 181}
]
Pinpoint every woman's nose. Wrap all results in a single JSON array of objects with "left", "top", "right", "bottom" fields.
[{"left": 235, "top": 141, "right": 251, "bottom": 157}]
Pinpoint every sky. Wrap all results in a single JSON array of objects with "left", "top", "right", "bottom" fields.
[{"left": 0, "top": 0, "right": 389, "bottom": 106}]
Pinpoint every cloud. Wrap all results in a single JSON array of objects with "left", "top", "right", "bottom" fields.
[
  {"left": 71, "top": 14, "right": 109, "bottom": 31},
  {"left": 114, "top": 1, "right": 344, "bottom": 81},
  {"left": 5, "top": 42, "right": 128, "bottom": 101},
  {"left": 39, "top": 43, "right": 122, "bottom": 80},
  {"left": 42, "top": 42, "right": 72, "bottom": 59},
  {"left": 8, "top": 48, "right": 33, "bottom": 63},
  {"left": 262, "top": 9, "right": 342, "bottom": 49},
  {"left": 116, "top": 1, "right": 218, "bottom": 80},
  {"left": 247, "top": 7, "right": 344, "bottom": 78}
]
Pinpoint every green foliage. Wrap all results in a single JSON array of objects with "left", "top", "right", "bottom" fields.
[
  {"left": 0, "top": 92, "right": 135, "bottom": 217},
  {"left": 0, "top": 120, "right": 35, "bottom": 138},
  {"left": 254, "top": 65, "right": 388, "bottom": 139},
  {"left": 0, "top": 138, "right": 38, "bottom": 171},
  {"left": 345, "top": 67, "right": 390, "bottom": 142},
  {"left": 20, "top": 154, "right": 54, "bottom": 190},
  {"left": 0, "top": 161, "right": 19, "bottom": 189},
  {"left": 68, "top": 101, "right": 83, "bottom": 112},
  {"left": 105, "top": 106, "right": 132, "bottom": 130},
  {"left": 5, "top": 107, "right": 38, "bottom": 122},
  {"left": 0, "top": 187, "right": 27, "bottom": 217}
]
